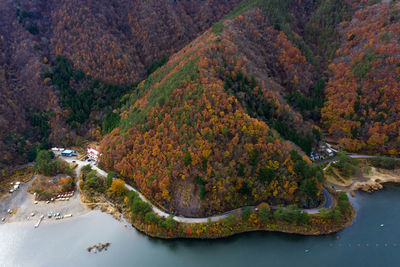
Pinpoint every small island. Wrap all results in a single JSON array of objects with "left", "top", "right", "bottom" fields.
[{"left": 87, "top": 243, "right": 111, "bottom": 253}]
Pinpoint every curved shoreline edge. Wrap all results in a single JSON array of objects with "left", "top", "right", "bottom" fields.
[{"left": 9, "top": 154, "right": 395, "bottom": 239}]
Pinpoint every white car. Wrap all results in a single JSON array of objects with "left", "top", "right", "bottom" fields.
[
  {"left": 1, "top": 217, "right": 5, "bottom": 222},
  {"left": 31, "top": 213, "right": 35, "bottom": 217},
  {"left": 9, "top": 189, "right": 14, "bottom": 193}
]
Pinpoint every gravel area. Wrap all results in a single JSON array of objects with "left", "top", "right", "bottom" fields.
[{"left": 0, "top": 162, "right": 89, "bottom": 225}]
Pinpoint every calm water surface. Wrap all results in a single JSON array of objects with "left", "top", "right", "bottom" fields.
[{"left": 1, "top": 185, "right": 400, "bottom": 267}]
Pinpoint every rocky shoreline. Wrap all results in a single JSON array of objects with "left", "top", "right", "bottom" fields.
[{"left": 352, "top": 168, "right": 400, "bottom": 193}]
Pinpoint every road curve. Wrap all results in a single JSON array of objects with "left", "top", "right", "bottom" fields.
[{"left": 64, "top": 158, "right": 335, "bottom": 223}]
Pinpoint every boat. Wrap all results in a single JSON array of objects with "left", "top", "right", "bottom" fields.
[{"left": 34, "top": 215, "right": 44, "bottom": 228}]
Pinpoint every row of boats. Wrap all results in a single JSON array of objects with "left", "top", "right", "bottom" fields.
[{"left": 34, "top": 213, "right": 73, "bottom": 228}]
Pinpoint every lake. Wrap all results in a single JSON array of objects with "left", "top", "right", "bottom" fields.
[{"left": 1, "top": 184, "right": 400, "bottom": 267}]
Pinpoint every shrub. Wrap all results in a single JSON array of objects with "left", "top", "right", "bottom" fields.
[
  {"left": 338, "top": 192, "right": 350, "bottom": 212},
  {"left": 259, "top": 206, "right": 270, "bottom": 223},
  {"left": 84, "top": 176, "right": 105, "bottom": 193},
  {"left": 242, "top": 207, "right": 252, "bottom": 221},
  {"left": 319, "top": 208, "right": 333, "bottom": 220},
  {"left": 370, "top": 156, "right": 400, "bottom": 170},
  {"left": 162, "top": 215, "right": 176, "bottom": 230},
  {"left": 35, "top": 150, "right": 59, "bottom": 176},
  {"left": 131, "top": 197, "right": 152, "bottom": 217},
  {"left": 145, "top": 212, "right": 159, "bottom": 224},
  {"left": 106, "top": 171, "right": 118, "bottom": 187},
  {"left": 222, "top": 214, "right": 236, "bottom": 227}
]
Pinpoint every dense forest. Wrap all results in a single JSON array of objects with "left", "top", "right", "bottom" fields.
[
  {"left": 322, "top": 0, "right": 400, "bottom": 155},
  {"left": 100, "top": 7, "right": 326, "bottom": 217},
  {"left": 1, "top": 0, "right": 399, "bottom": 217},
  {"left": 0, "top": 0, "right": 241, "bottom": 169}
]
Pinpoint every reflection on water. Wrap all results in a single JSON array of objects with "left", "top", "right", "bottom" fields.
[{"left": 1, "top": 184, "right": 400, "bottom": 267}]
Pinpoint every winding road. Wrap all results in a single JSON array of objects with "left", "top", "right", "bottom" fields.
[
  {"left": 64, "top": 157, "right": 335, "bottom": 223},
  {"left": 6, "top": 153, "right": 395, "bottom": 224}
]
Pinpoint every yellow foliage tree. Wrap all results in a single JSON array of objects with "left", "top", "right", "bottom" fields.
[{"left": 109, "top": 179, "right": 127, "bottom": 197}]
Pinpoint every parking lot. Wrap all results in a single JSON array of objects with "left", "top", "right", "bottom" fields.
[{"left": 0, "top": 159, "right": 89, "bottom": 225}]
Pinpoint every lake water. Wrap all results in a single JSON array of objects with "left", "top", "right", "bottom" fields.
[{"left": 1, "top": 185, "right": 400, "bottom": 267}]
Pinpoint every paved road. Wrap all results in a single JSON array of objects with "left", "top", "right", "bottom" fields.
[
  {"left": 64, "top": 157, "right": 335, "bottom": 223},
  {"left": 6, "top": 153, "right": 394, "bottom": 224},
  {"left": 303, "top": 188, "right": 333, "bottom": 214},
  {"left": 314, "top": 154, "right": 400, "bottom": 166},
  {"left": 61, "top": 153, "right": 400, "bottom": 223}
]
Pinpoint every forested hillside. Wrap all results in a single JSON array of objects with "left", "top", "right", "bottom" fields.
[
  {"left": 2, "top": 0, "right": 398, "bottom": 216},
  {"left": 100, "top": 6, "right": 325, "bottom": 217},
  {"left": 49, "top": 0, "right": 242, "bottom": 84},
  {"left": 322, "top": 0, "right": 400, "bottom": 155},
  {"left": 0, "top": 0, "right": 241, "bottom": 169},
  {"left": 0, "top": 0, "right": 56, "bottom": 167}
]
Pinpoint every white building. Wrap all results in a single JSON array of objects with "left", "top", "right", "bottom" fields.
[
  {"left": 61, "top": 149, "right": 76, "bottom": 157},
  {"left": 87, "top": 147, "right": 100, "bottom": 162}
]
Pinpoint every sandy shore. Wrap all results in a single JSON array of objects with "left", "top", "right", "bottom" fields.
[{"left": 352, "top": 167, "right": 400, "bottom": 192}]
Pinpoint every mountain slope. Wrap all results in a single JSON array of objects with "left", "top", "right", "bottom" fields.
[
  {"left": 100, "top": 7, "right": 324, "bottom": 217},
  {"left": 0, "top": 0, "right": 57, "bottom": 167},
  {"left": 0, "top": 0, "right": 241, "bottom": 169},
  {"left": 49, "top": 0, "right": 242, "bottom": 84},
  {"left": 321, "top": 1, "right": 400, "bottom": 155}
]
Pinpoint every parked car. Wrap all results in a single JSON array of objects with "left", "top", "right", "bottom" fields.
[
  {"left": 1, "top": 217, "right": 5, "bottom": 222},
  {"left": 9, "top": 189, "right": 14, "bottom": 193}
]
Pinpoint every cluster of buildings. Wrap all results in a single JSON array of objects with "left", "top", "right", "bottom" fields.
[
  {"left": 51, "top": 146, "right": 100, "bottom": 162},
  {"left": 310, "top": 144, "right": 335, "bottom": 161},
  {"left": 87, "top": 147, "right": 100, "bottom": 162}
]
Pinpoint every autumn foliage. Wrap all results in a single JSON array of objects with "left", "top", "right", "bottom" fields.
[
  {"left": 322, "top": 1, "right": 400, "bottom": 155},
  {"left": 100, "top": 9, "right": 323, "bottom": 217},
  {"left": 109, "top": 179, "right": 127, "bottom": 197}
]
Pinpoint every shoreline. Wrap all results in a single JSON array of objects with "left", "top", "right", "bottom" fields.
[
  {"left": 4, "top": 162, "right": 398, "bottom": 239},
  {"left": 1, "top": 177, "right": 354, "bottom": 239},
  {"left": 1, "top": 190, "right": 354, "bottom": 239},
  {"left": 327, "top": 166, "right": 400, "bottom": 193},
  {"left": 352, "top": 168, "right": 400, "bottom": 193}
]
